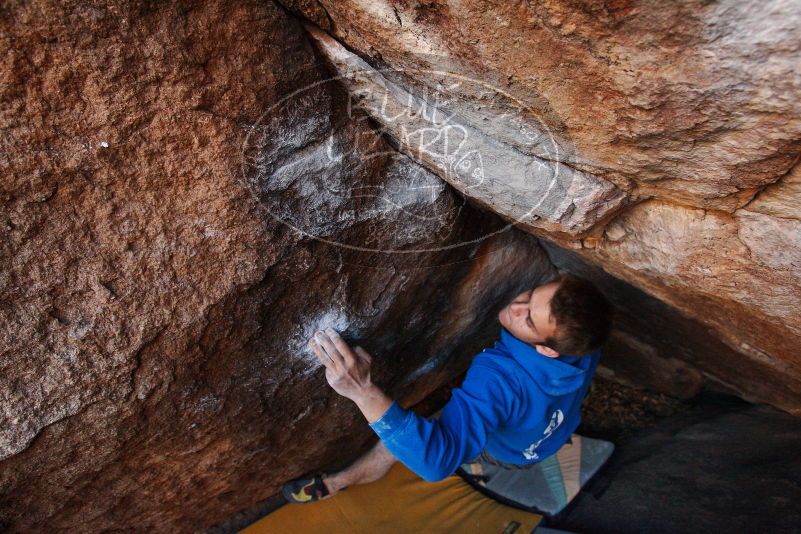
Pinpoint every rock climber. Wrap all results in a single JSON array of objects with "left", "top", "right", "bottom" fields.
[{"left": 281, "top": 272, "right": 614, "bottom": 503}]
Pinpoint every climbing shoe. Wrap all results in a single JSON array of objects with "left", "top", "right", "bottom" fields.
[{"left": 281, "top": 474, "right": 331, "bottom": 504}]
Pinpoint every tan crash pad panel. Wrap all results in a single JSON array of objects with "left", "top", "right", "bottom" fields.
[{"left": 241, "top": 462, "right": 541, "bottom": 534}]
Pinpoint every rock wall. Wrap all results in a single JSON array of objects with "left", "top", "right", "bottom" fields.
[
  {"left": 3, "top": 0, "right": 801, "bottom": 530},
  {"left": 0, "top": 1, "right": 556, "bottom": 530},
  {"left": 283, "top": 0, "right": 801, "bottom": 413}
]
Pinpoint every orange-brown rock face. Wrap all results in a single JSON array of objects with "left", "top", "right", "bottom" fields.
[
  {"left": 3, "top": 0, "right": 800, "bottom": 530},
  {"left": 0, "top": 1, "right": 557, "bottom": 530},
  {"left": 284, "top": 0, "right": 801, "bottom": 413}
]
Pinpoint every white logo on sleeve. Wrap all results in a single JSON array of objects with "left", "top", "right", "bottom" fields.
[{"left": 522, "top": 409, "right": 564, "bottom": 460}]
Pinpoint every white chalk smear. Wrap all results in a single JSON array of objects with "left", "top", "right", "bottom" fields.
[{"left": 290, "top": 306, "right": 360, "bottom": 376}]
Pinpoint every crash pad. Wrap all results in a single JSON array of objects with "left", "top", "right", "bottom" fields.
[
  {"left": 241, "top": 462, "right": 541, "bottom": 534},
  {"left": 459, "top": 434, "right": 614, "bottom": 518}
]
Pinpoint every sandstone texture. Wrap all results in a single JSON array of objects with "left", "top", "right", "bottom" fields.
[
  {"left": 285, "top": 0, "right": 801, "bottom": 413},
  {"left": 4, "top": 0, "right": 801, "bottom": 531},
  {"left": 0, "top": 1, "right": 556, "bottom": 530},
  {"left": 304, "top": 24, "right": 627, "bottom": 236}
]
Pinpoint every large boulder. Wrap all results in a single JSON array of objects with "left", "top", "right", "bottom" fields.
[
  {"left": 2, "top": 0, "right": 800, "bottom": 530},
  {"left": 283, "top": 0, "right": 801, "bottom": 413},
  {"left": 0, "top": 0, "right": 555, "bottom": 530}
]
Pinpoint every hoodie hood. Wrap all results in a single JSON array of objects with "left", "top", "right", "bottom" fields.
[{"left": 497, "top": 327, "right": 596, "bottom": 396}]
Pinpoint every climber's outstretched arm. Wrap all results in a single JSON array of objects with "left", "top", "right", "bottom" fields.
[{"left": 310, "top": 328, "right": 511, "bottom": 483}]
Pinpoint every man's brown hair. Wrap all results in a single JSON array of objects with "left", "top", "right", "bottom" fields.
[{"left": 543, "top": 273, "right": 614, "bottom": 356}]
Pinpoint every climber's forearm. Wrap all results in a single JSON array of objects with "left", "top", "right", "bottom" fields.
[{"left": 352, "top": 383, "right": 394, "bottom": 424}]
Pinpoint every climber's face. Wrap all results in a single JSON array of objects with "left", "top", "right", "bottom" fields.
[{"left": 498, "top": 281, "right": 561, "bottom": 358}]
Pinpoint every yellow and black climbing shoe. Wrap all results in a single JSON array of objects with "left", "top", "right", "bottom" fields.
[{"left": 281, "top": 474, "right": 331, "bottom": 504}]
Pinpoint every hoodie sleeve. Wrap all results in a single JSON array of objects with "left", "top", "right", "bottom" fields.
[{"left": 368, "top": 358, "right": 518, "bottom": 482}]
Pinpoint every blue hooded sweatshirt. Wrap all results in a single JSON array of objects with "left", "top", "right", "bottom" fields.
[{"left": 369, "top": 327, "right": 600, "bottom": 482}]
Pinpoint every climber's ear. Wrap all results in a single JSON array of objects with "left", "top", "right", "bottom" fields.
[{"left": 535, "top": 344, "right": 560, "bottom": 358}]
